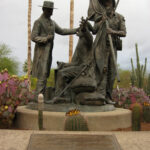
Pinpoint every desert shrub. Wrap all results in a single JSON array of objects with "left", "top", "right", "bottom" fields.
[
  {"left": 112, "top": 86, "right": 150, "bottom": 109},
  {"left": 113, "top": 69, "right": 131, "bottom": 89},
  {"left": 0, "top": 69, "right": 34, "bottom": 128},
  {"left": 0, "top": 43, "right": 19, "bottom": 75},
  {"left": 23, "top": 69, "right": 55, "bottom": 90}
]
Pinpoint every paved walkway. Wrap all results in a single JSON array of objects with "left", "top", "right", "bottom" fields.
[{"left": 0, "top": 130, "right": 150, "bottom": 150}]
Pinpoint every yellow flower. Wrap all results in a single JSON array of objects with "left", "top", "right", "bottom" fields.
[
  {"left": 66, "top": 109, "right": 80, "bottom": 116},
  {"left": 5, "top": 106, "right": 8, "bottom": 110},
  {"left": 12, "top": 75, "right": 18, "bottom": 78},
  {"left": 4, "top": 68, "right": 8, "bottom": 72}
]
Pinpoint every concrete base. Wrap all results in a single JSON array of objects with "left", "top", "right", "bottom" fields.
[
  {"left": 15, "top": 106, "right": 131, "bottom": 131},
  {"left": 28, "top": 134, "right": 121, "bottom": 150},
  {"left": 1, "top": 130, "right": 150, "bottom": 150}
]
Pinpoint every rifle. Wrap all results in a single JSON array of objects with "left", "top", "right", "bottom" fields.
[
  {"left": 56, "top": 61, "right": 93, "bottom": 98},
  {"left": 89, "top": 0, "right": 120, "bottom": 82}
]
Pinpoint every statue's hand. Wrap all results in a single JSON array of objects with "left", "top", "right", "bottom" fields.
[
  {"left": 106, "top": 27, "right": 115, "bottom": 34},
  {"left": 47, "top": 34, "right": 54, "bottom": 41},
  {"left": 79, "top": 17, "right": 87, "bottom": 32},
  {"left": 42, "top": 37, "right": 49, "bottom": 44}
]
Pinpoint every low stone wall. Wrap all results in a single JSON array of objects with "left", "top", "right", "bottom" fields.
[{"left": 15, "top": 106, "right": 131, "bottom": 131}]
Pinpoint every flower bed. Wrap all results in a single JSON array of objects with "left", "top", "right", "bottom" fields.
[
  {"left": 0, "top": 69, "right": 34, "bottom": 128},
  {"left": 112, "top": 87, "right": 150, "bottom": 125},
  {"left": 112, "top": 86, "right": 150, "bottom": 109}
]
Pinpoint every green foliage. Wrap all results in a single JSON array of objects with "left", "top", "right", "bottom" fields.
[
  {"left": 64, "top": 113, "right": 89, "bottom": 131},
  {"left": 132, "top": 103, "right": 142, "bottom": 131},
  {"left": 31, "top": 77, "right": 37, "bottom": 90},
  {"left": 145, "top": 74, "right": 150, "bottom": 96},
  {"left": 23, "top": 59, "right": 33, "bottom": 73},
  {"left": 114, "top": 69, "right": 131, "bottom": 88},
  {"left": 130, "top": 43, "right": 147, "bottom": 88},
  {"left": 47, "top": 69, "right": 55, "bottom": 87},
  {"left": 0, "top": 44, "right": 11, "bottom": 58},
  {"left": 143, "top": 103, "right": 150, "bottom": 123},
  {"left": 29, "top": 69, "right": 55, "bottom": 90},
  {"left": 0, "top": 43, "right": 19, "bottom": 75}
]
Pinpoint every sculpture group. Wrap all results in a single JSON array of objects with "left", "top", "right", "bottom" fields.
[{"left": 31, "top": 0, "right": 126, "bottom": 106}]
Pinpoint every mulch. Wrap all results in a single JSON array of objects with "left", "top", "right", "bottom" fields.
[{"left": 115, "top": 122, "right": 150, "bottom": 131}]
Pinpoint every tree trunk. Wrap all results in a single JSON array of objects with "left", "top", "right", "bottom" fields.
[
  {"left": 27, "top": 0, "right": 32, "bottom": 90},
  {"left": 69, "top": 0, "right": 74, "bottom": 63}
]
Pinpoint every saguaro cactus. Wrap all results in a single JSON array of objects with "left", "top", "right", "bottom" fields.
[
  {"left": 130, "top": 43, "right": 147, "bottom": 88},
  {"left": 145, "top": 74, "right": 150, "bottom": 96},
  {"left": 132, "top": 103, "right": 142, "bottom": 131},
  {"left": 38, "top": 94, "right": 44, "bottom": 130}
]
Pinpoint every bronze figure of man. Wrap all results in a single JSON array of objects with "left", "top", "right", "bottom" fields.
[
  {"left": 31, "top": 1, "right": 78, "bottom": 101},
  {"left": 88, "top": 0, "right": 126, "bottom": 104}
]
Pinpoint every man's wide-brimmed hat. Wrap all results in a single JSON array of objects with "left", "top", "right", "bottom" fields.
[{"left": 39, "top": 1, "right": 57, "bottom": 9}]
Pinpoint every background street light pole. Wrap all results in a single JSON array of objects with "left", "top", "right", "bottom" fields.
[
  {"left": 69, "top": 0, "right": 74, "bottom": 63},
  {"left": 27, "top": 0, "right": 32, "bottom": 90}
]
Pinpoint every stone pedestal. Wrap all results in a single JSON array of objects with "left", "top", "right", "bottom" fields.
[
  {"left": 28, "top": 134, "right": 122, "bottom": 150},
  {"left": 15, "top": 105, "right": 131, "bottom": 131}
]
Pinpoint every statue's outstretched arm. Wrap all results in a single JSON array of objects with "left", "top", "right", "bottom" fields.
[{"left": 54, "top": 21, "right": 78, "bottom": 35}]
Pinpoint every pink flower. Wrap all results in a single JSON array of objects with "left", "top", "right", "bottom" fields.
[
  {"left": 0, "top": 82, "right": 7, "bottom": 95},
  {"left": 8, "top": 106, "right": 13, "bottom": 113},
  {"left": 2, "top": 72, "right": 9, "bottom": 81},
  {"left": 0, "top": 73, "right": 3, "bottom": 81},
  {"left": 131, "top": 96, "right": 136, "bottom": 104}
]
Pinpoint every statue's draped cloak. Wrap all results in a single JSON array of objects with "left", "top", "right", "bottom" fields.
[{"left": 88, "top": 0, "right": 107, "bottom": 83}]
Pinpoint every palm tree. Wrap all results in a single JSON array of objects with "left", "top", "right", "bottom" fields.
[
  {"left": 27, "top": 0, "right": 32, "bottom": 89},
  {"left": 69, "top": 0, "right": 74, "bottom": 63}
]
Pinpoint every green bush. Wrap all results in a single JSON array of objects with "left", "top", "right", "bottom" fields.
[
  {"left": 0, "top": 43, "right": 19, "bottom": 75},
  {"left": 0, "top": 69, "right": 34, "bottom": 128},
  {"left": 24, "top": 69, "right": 55, "bottom": 90}
]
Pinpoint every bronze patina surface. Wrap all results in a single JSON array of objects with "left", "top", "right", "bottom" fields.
[{"left": 27, "top": 103, "right": 115, "bottom": 112}]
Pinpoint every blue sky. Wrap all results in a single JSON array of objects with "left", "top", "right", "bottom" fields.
[{"left": 0, "top": 0, "right": 150, "bottom": 75}]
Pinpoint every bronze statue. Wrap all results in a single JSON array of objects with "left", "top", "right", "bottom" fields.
[
  {"left": 88, "top": 0, "right": 126, "bottom": 104},
  {"left": 31, "top": 1, "right": 78, "bottom": 101},
  {"left": 31, "top": 0, "right": 126, "bottom": 106},
  {"left": 46, "top": 18, "right": 98, "bottom": 104},
  {"left": 50, "top": 0, "right": 126, "bottom": 105}
]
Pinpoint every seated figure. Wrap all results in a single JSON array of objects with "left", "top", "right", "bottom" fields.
[
  {"left": 47, "top": 20, "right": 105, "bottom": 105},
  {"left": 55, "top": 21, "right": 94, "bottom": 96}
]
